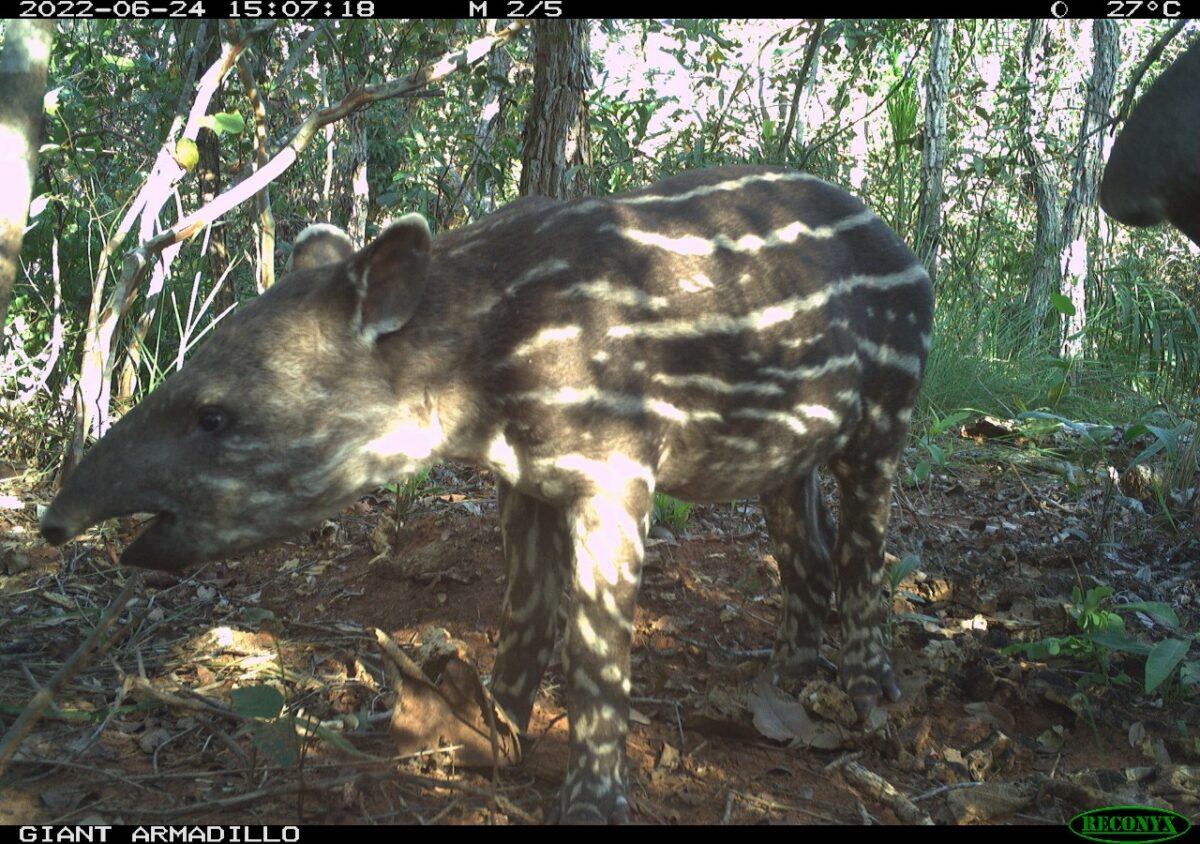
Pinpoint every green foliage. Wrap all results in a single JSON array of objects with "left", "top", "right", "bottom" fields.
[
  {"left": 230, "top": 684, "right": 300, "bottom": 768},
  {"left": 1010, "top": 410, "right": 1196, "bottom": 526},
  {"left": 905, "top": 409, "right": 972, "bottom": 485},
  {"left": 652, "top": 492, "right": 692, "bottom": 533},
  {"left": 231, "top": 683, "right": 360, "bottom": 769},
  {"left": 386, "top": 468, "right": 440, "bottom": 517},
  {"left": 199, "top": 111, "right": 246, "bottom": 136},
  {"left": 1004, "top": 586, "right": 1196, "bottom": 698}
]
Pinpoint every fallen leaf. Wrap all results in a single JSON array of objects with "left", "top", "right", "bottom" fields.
[{"left": 749, "top": 673, "right": 824, "bottom": 746}]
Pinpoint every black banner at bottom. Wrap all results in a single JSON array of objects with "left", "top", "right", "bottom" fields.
[{"left": 13, "top": 829, "right": 300, "bottom": 844}]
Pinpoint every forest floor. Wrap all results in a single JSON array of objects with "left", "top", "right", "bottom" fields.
[{"left": 1, "top": 426, "right": 1198, "bottom": 827}]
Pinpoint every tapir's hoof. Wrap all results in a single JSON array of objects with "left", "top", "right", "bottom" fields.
[
  {"left": 553, "top": 794, "right": 632, "bottom": 825},
  {"left": 850, "top": 663, "right": 902, "bottom": 720}
]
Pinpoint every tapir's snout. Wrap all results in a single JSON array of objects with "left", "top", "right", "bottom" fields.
[
  {"left": 41, "top": 494, "right": 202, "bottom": 572},
  {"left": 39, "top": 413, "right": 198, "bottom": 572},
  {"left": 39, "top": 509, "right": 74, "bottom": 547}
]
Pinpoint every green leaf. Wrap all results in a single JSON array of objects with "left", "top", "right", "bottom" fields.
[
  {"left": 199, "top": 111, "right": 246, "bottom": 136},
  {"left": 1085, "top": 426, "right": 1115, "bottom": 445},
  {"left": 1088, "top": 628, "right": 1152, "bottom": 656},
  {"left": 893, "top": 553, "right": 922, "bottom": 583},
  {"left": 231, "top": 685, "right": 284, "bottom": 719},
  {"left": 1118, "top": 425, "right": 1147, "bottom": 446},
  {"left": 1180, "top": 660, "right": 1200, "bottom": 688},
  {"left": 1145, "top": 639, "right": 1190, "bottom": 694},
  {"left": 252, "top": 719, "right": 300, "bottom": 767},
  {"left": 930, "top": 410, "right": 972, "bottom": 436},
  {"left": 1119, "top": 601, "right": 1181, "bottom": 630},
  {"left": 927, "top": 442, "right": 946, "bottom": 465},
  {"left": 1049, "top": 292, "right": 1076, "bottom": 316}
]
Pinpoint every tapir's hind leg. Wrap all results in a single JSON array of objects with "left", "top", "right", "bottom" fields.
[
  {"left": 762, "top": 469, "right": 836, "bottom": 682},
  {"left": 828, "top": 451, "right": 904, "bottom": 715},
  {"left": 490, "top": 480, "right": 572, "bottom": 733}
]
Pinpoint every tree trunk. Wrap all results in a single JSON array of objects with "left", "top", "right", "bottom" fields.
[
  {"left": 0, "top": 21, "right": 54, "bottom": 342},
  {"left": 520, "top": 20, "right": 592, "bottom": 199},
  {"left": 347, "top": 112, "right": 369, "bottom": 247},
  {"left": 1019, "top": 20, "right": 1063, "bottom": 353},
  {"left": 916, "top": 19, "right": 950, "bottom": 286},
  {"left": 1060, "top": 20, "right": 1118, "bottom": 361},
  {"left": 468, "top": 19, "right": 512, "bottom": 215}
]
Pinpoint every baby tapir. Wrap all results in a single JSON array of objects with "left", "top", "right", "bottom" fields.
[{"left": 41, "top": 166, "right": 933, "bottom": 823}]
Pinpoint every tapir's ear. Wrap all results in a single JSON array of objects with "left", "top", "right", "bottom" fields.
[
  {"left": 347, "top": 213, "right": 432, "bottom": 342},
  {"left": 288, "top": 224, "right": 356, "bottom": 272}
]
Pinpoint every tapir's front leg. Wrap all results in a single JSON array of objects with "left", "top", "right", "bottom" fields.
[{"left": 558, "top": 477, "right": 653, "bottom": 824}]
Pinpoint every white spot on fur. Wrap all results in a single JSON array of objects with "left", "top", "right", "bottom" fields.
[
  {"left": 363, "top": 409, "right": 445, "bottom": 471},
  {"left": 575, "top": 613, "right": 608, "bottom": 657},
  {"left": 796, "top": 404, "right": 839, "bottom": 424},
  {"left": 615, "top": 170, "right": 816, "bottom": 205},
  {"left": 652, "top": 372, "right": 784, "bottom": 397},
  {"left": 515, "top": 386, "right": 720, "bottom": 424},
  {"left": 562, "top": 279, "right": 668, "bottom": 311},
  {"left": 485, "top": 431, "right": 521, "bottom": 483},
  {"left": 678, "top": 273, "right": 714, "bottom": 293},
  {"left": 553, "top": 452, "right": 655, "bottom": 491},
  {"left": 509, "top": 325, "right": 581, "bottom": 357},
  {"left": 608, "top": 208, "right": 878, "bottom": 256},
  {"left": 730, "top": 408, "right": 808, "bottom": 436},
  {"left": 856, "top": 337, "right": 924, "bottom": 376},
  {"left": 505, "top": 258, "right": 570, "bottom": 296},
  {"left": 759, "top": 354, "right": 860, "bottom": 382}
]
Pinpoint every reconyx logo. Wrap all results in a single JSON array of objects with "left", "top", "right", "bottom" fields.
[{"left": 1069, "top": 806, "right": 1191, "bottom": 844}]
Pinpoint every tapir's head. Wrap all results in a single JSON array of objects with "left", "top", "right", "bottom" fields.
[{"left": 41, "top": 215, "right": 439, "bottom": 571}]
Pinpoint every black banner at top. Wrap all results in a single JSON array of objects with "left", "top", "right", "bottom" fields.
[{"left": 10, "top": 0, "right": 1193, "bottom": 19}]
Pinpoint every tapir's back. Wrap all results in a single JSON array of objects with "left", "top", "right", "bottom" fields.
[{"left": 434, "top": 167, "right": 933, "bottom": 501}]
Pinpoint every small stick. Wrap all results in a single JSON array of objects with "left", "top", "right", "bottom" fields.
[{"left": 834, "top": 759, "right": 934, "bottom": 825}]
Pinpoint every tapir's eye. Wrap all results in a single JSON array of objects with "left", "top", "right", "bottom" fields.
[{"left": 198, "top": 407, "right": 229, "bottom": 434}]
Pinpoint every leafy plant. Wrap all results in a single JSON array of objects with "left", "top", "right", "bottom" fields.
[
  {"left": 1125, "top": 419, "right": 1197, "bottom": 493},
  {"left": 386, "top": 468, "right": 439, "bottom": 516},
  {"left": 905, "top": 409, "right": 972, "bottom": 485},
  {"left": 231, "top": 684, "right": 360, "bottom": 770},
  {"left": 652, "top": 492, "right": 693, "bottom": 533},
  {"left": 1003, "top": 586, "right": 1196, "bottom": 698},
  {"left": 230, "top": 685, "right": 301, "bottom": 768},
  {"left": 885, "top": 553, "right": 939, "bottom": 636}
]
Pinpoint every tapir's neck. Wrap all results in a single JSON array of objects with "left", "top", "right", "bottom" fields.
[{"left": 370, "top": 244, "right": 501, "bottom": 477}]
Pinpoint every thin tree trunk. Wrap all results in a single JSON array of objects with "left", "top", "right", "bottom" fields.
[
  {"left": 458, "top": 19, "right": 512, "bottom": 218},
  {"left": 917, "top": 19, "right": 950, "bottom": 286},
  {"left": 776, "top": 20, "right": 824, "bottom": 157},
  {"left": 347, "top": 112, "right": 368, "bottom": 247},
  {"left": 1020, "top": 20, "right": 1063, "bottom": 353}
]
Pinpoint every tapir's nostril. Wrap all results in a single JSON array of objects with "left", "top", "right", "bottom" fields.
[{"left": 41, "top": 520, "right": 71, "bottom": 546}]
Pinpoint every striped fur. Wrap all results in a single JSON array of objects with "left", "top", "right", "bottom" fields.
[{"left": 42, "top": 166, "right": 933, "bottom": 823}]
